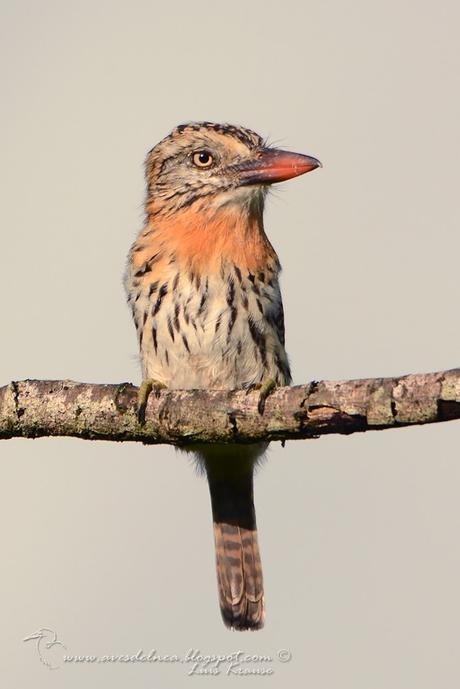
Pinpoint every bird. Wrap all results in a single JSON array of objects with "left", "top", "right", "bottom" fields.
[
  {"left": 124, "top": 122, "right": 321, "bottom": 630},
  {"left": 23, "top": 627, "right": 67, "bottom": 669}
]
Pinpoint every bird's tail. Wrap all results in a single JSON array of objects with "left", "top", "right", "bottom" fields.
[{"left": 207, "top": 471, "right": 264, "bottom": 630}]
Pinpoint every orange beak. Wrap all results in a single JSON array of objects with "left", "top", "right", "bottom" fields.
[{"left": 235, "top": 148, "right": 322, "bottom": 186}]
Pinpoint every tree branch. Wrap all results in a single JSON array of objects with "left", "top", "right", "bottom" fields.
[{"left": 1, "top": 369, "right": 459, "bottom": 445}]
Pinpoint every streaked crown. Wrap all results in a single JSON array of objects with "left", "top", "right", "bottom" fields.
[{"left": 145, "top": 122, "right": 265, "bottom": 212}]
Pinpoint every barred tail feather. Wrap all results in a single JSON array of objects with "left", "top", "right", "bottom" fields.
[
  {"left": 213, "top": 522, "right": 264, "bottom": 630},
  {"left": 208, "top": 473, "right": 264, "bottom": 630}
]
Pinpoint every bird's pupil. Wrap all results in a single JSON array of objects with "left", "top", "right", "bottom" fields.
[{"left": 199, "top": 152, "right": 209, "bottom": 163}]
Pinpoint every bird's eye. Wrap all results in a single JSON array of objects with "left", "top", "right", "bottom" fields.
[{"left": 192, "top": 151, "right": 214, "bottom": 168}]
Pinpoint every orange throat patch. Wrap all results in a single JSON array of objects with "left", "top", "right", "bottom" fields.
[{"left": 132, "top": 200, "right": 278, "bottom": 276}]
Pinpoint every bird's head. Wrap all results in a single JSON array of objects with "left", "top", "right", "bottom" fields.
[
  {"left": 145, "top": 122, "right": 321, "bottom": 218},
  {"left": 23, "top": 627, "right": 56, "bottom": 643}
]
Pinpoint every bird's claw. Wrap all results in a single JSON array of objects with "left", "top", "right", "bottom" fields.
[
  {"left": 137, "top": 378, "right": 167, "bottom": 424},
  {"left": 246, "top": 379, "right": 277, "bottom": 415},
  {"left": 257, "top": 378, "right": 276, "bottom": 415}
]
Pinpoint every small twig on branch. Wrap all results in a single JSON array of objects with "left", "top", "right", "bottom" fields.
[{"left": 0, "top": 369, "right": 459, "bottom": 446}]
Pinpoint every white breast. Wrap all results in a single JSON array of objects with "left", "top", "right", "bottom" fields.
[{"left": 125, "top": 261, "right": 291, "bottom": 390}]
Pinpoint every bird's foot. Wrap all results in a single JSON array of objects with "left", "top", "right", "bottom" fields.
[
  {"left": 257, "top": 378, "right": 277, "bottom": 414},
  {"left": 137, "top": 378, "right": 167, "bottom": 424},
  {"left": 246, "top": 378, "right": 277, "bottom": 415}
]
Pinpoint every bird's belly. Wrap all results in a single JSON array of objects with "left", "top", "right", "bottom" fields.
[
  {"left": 134, "top": 273, "right": 290, "bottom": 390},
  {"left": 141, "top": 307, "right": 268, "bottom": 389}
]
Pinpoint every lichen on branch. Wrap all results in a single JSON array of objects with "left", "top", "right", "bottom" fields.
[{"left": 1, "top": 369, "right": 459, "bottom": 446}]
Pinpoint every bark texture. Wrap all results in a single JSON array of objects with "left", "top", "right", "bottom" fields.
[{"left": 0, "top": 369, "right": 459, "bottom": 445}]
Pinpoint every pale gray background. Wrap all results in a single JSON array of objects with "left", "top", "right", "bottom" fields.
[{"left": 1, "top": 1, "right": 459, "bottom": 687}]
